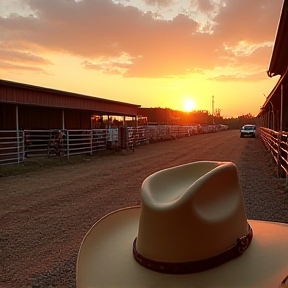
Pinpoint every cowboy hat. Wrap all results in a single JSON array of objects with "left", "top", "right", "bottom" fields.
[{"left": 76, "top": 161, "right": 288, "bottom": 288}]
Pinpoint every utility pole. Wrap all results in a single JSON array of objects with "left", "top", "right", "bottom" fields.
[{"left": 212, "top": 95, "right": 215, "bottom": 124}]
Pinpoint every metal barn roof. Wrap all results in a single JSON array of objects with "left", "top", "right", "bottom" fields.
[
  {"left": 267, "top": 0, "right": 288, "bottom": 78},
  {"left": 0, "top": 79, "right": 140, "bottom": 116}
]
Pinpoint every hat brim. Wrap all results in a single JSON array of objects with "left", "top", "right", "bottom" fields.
[{"left": 76, "top": 207, "right": 288, "bottom": 288}]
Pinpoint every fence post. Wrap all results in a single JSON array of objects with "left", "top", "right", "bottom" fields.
[
  {"left": 21, "top": 130, "right": 25, "bottom": 161},
  {"left": 66, "top": 130, "right": 70, "bottom": 160},
  {"left": 90, "top": 130, "right": 93, "bottom": 155},
  {"left": 16, "top": 105, "right": 20, "bottom": 164},
  {"left": 286, "top": 135, "right": 288, "bottom": 188},
  {"left": 277, "top": 132, "right": 285, "bottom": 178}
]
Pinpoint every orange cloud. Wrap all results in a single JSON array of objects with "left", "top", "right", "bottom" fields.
[{"left": 0, "top": 0, "right": 283, "bottom": 80}]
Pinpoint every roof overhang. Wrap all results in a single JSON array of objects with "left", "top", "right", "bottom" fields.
[
  {"left": 267, "top": 0, "right": 288, "bottom": 77},
  {"left": 259, "top": 68, "right": 288, "bottom": 116},
  {"left": 0, "top": 79, "right": 141, "bottom": 117}
]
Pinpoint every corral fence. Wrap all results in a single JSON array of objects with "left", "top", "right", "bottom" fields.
[
  {"left": 0, "top": 130, "right": 25, "bottom": 166},
  {"left": 260, "top": 127, "right": 288, "bottom": 180},
  {"left": 0, "top": 124, "right": 228, "bottom": 166}
]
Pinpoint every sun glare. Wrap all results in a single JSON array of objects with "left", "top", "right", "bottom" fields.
[{"left": 184, "top": 99, "right": 196, "bottom": 112}]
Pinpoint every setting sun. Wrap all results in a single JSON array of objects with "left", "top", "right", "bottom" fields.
[{"left": 184, "top": 99, "right": 196, "bottom": 112}]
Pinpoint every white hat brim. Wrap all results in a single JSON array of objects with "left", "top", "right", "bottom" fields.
[{"left": 76, "top": 207, "right": 288, "bottom": 288}]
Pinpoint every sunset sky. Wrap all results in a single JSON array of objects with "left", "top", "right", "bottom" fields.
[{"left": 0, "top": 0, "right": 284, "bottom": 118}]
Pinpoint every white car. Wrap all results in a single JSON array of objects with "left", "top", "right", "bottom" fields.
[{"left": 240, "top": 124, "right": 256, "bottom": 138}]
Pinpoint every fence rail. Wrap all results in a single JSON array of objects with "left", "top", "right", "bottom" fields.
[
  {"left": 0, "top": 124, "right": 228, "bottom": 166},
  {"left": 260, "top": 127, "right": 288, "bottom": 178},
  {"left": 0, "top": 130, "right": 25, "bottom": 166}
]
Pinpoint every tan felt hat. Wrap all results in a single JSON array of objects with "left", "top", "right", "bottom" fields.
[{"left": 77, "top": 161, "right": 288, "bottom": 288}]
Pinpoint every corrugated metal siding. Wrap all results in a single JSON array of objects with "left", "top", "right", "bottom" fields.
[
  {"left": 0, "top": 80, "right": 140, "bottom": 116},
  {"left": 268, "top": 0, "right": 288, "bottom": 77}
]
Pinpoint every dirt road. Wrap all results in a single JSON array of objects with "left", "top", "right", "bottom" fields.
[{"left": 1, "top": 129, "right": 288, "bottom": 287}]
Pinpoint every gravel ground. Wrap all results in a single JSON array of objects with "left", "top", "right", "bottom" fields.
[{"left": 1, "top": 129, "right": 288, "bottom": 288}]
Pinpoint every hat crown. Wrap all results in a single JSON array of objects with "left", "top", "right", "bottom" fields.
[{"left": 136, "top": 161, "right": 248, "bottom": 262}]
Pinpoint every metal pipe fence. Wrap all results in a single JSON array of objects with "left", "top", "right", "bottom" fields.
[
  {"left": 0, "top": 124, "right": 228, "bottom": 166},
  {"left": 0, "top": 130, "right": 25, "bottom": 166},
  {"left": 25, "top": 130, "right": 54, "bottom": 157},
  {"left": 260, "top": 127, "right": 288, "bottom": 178}
]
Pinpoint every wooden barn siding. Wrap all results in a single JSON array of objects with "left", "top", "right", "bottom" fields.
[{"left": 0, "top": 84, "right": 139, "bottom": 116}]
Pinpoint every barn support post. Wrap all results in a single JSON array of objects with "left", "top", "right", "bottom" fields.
[
  {"left": 267, "top": 109, "right": 270, "bottom": 129},
  {"left": 277, "top": 84, "right": 285, "bottom": 178},
  {"left": 262, "top": 112, "right": 265, "bottom": 128},
  {"left": 276, "top": 132, "right": 285, "bottom": 178},
  {"left": 286, "top": 134, "right": 288, "bottom": 188},
  {"left": 270, "top": 101, "right": 275, "bottom": 130},
  {"left": 280, "top": 84, "right": 284, "bottom": 132},
  {"left": 90, "top": 130, "right": 93, "bottom": 155},
  {"left": 282, "top": 82, "right": 288, "bottom": 187},
  {"left": 16, "top": 105, "right": 21, "bottom": 164},
  {"left": 62, "top": 110, "right": 65, "bottom": 129},
  {"left": 66, "top": 130, "right": 70, "bottom": 159}
]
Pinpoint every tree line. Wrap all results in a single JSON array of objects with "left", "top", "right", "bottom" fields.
[{"left": 138, "top": 108, "right": 256, "bottom": 129}]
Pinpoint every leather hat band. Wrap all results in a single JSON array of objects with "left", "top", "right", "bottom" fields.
[{"left": 133, "top": 224, "right": 253, "bottom": 274}]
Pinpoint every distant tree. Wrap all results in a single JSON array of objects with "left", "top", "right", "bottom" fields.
[
  {"left": 138, "top": 107, "right": 257, "bottom": 128},
  {"left": 238, "top": 113, "right": 254, "bottom": 119},
  {"left": 214, "top": 108, "right": 221, "bottom": 118},
  {"left": 221, "top": 113, "right": 256, "bottom": 129}
]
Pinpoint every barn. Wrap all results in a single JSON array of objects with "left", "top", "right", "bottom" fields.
[
  {"left": 0, "top": 79, "right": 140, "bottom": 130},
  {"left": 258, "top": 0, "right": 288, "bottom": 177},
  {"left": 259, "top": 0, "right": 288, "bottom": 131},
  {"left": 0, "top": 79, "right": 141, "bottom": 165}
]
